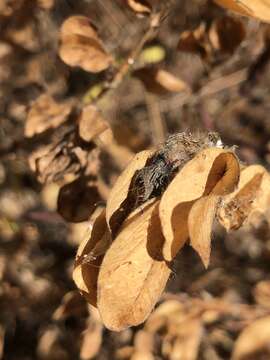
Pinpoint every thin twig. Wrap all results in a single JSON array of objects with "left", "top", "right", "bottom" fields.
[
  {"left": 86, "top": 9, "right": 169, "bottom": 106},
  {"left": 145, "top": 91, "right": 166, "bottom": 145}
]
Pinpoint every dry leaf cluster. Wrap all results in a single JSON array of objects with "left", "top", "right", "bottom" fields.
[
  {"left": 2, "top": 0, "right": 270, "bottom": 359},
  {"left": 74, "top": 135, "right": 242, "bottom": 330},
  {"left": 178, "top": 15, "right": 246, "bottom": 62}
]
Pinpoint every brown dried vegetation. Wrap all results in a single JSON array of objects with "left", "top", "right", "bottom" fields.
[{"left": 2, "top": 0, "right": 270, "bottom": 359}]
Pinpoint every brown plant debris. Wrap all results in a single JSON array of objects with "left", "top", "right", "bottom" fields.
[
  {"left": 3, "top": 1, "right": 270, "bottom": 358},
  {"left": 73, "top": 131, "right": 250, "bottom": 330},
  {"left": 59, "top": 15, "right": 113, "bottom": 73}
]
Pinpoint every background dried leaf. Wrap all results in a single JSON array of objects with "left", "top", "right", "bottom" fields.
[
  {"left": 166, "top": 318, "right": 203, "bottom": 360},
  {"left": 25, "top": 94, "right": 73, "bottom": 138},
  {"left": 78, "top": 105, "right": 109, "bottom": 143},
  {"left": 60, "top": 16, "right": 100, "bottom": 42},
  {"left": 131, "top": 330, "right": 154, "bottom": 360},
  {"left": 80, "top": 307, "right": 103, "bottom": 360},
  {"left": 134, "top": 68, "right": 188, "bottom": 95},
  {"left": 232, "top": 316, "right": 270, "bottom": 359},
  {"left": 98, "top": 201, "right": 171, "bottom": 331},
  {"left": 52, "top": 291, "right": 87, "bottom": 321},
  {"left": 214, "top": 0, "right": 270, "bottom": 22},
  {"left": 253, "top": 280, "right": 270, "bottom": 309},
  {"left": 126, "top": 0, "right": 152, "bottom": 15},
  {"left": 59, "top": 16, "right": 112, "bottom": 73}
]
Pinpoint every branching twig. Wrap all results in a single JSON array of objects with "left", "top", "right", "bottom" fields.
[{"left": 84, "top": 8, "right": 170, "bottom": 106}]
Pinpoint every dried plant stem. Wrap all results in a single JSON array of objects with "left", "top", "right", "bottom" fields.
[
  {"left": 86, "top": 10, "right": 167, "bottom": 106},
  {"left": 145, "top": 91, "right": 166, "bottom": 145}
]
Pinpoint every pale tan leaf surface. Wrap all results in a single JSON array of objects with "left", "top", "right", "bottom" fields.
[
  {"left": 145, "top": 300, "right": 184, "bottom": 333},
  {"left": 25, "top": 94, "right": 73, "bottom": 138},
  {"left": 80, "top": 307, "right": 103, "bottom": 360},
  {"left": 59, "top": 34, "right": 112, "bottom": 73},
  {"left": 98, "top": 200, "right": 171, "bottom": 331},
  {"left": 253, "top": 280, "right": 270, "bottom": 309},
  {"left": 106, "top": 149, "right": 154, "bottom": 235},
  {"left": 134, "top": 68, "right": 188, "bottom": 95},
  {"left": 188, "top": 195, "right": 220, "bottom": 268},
  {"left": 167, "top": 319, "right": 203, "bottom": 360},
  {"left": 146, "top": 300, "right": 203, "bottom": 360},
  {"left": 73, "top": 209, "right": 111, "bottom": 307},
  {"left": 232, "top": 316, "right": 270, "bottom": 359},
  {"left": 78, "top": 105, "right": 109, "bottom": 143},
  {"left": 252, "top": 169, "right": 270, "bottom": 218},
  {"left": 126, "top": 0, "right": 152, "bottom": 15},
  {"left": 159, "top": 148, "right": 239, "bottom": 261},
  {"left": 214, "top": 0, "right": 270, "bottom": 22},
  {"left": 218, "top": 165, "right": 266, "bottom": 230},
  {"left": 60, "top": 16, "right": 99, "bottom": 42},
  {"left": 59, "top": 16, "right": 112, "bottom": 73},
  {"left": 131, "top": 330, "right": 155, "bottom": 360},
  {"left": 37, "top": 326, "right": 68, "bottom": 360}
]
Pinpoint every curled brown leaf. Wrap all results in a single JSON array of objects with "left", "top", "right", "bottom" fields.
[
  {"left": 98, "top": 200, "right": 171, "bottom": 331},
  {"left": 59, "top": 16, "right": 112, "bottom": 73},
  {"left": 78, "top": 105, "right": 109, "bottom": 143},
  {"left": 25, "top": 94, "right": 73, "bottom": 138},
  {"left": 159, "top": 148, "right": 239, "bottom": 262},
  {"left": 73, "top": 209, "right": 111, "bottom": 307},
  {"left": 214, "top": 0, "right": 270, "bottom": 23},
  {"left": 218, "top": 165, "right": 269, "bottom": 230}
]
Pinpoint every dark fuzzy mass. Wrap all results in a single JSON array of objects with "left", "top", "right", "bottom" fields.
[{"left": 133, "top": 131, "right": 222, "bottom": 205}]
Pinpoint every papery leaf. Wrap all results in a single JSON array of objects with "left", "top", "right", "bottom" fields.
[
  {"left": 106, "top": 150, "right": 154, "bottom": 235},
  {"left": 98, "top": 200, "right": 171, "bottom": 331},
  {"left": 59, "top": 16, "right": 112, "bottom": 73},
  {"left": 126, "top": 0, "right": 152, "bottom": 15},
  {"left": 134, "top": 68, "right": 188, "bottom": 95},
  {"left": 159, "top": 148, "right": 239, "bottom": 261},
  {"left": 253, "top": 280, "right": 270, "bottom": 309},
  {"left": 60, "top": 16, "right": 100, "bottom": 41},
  {"left": 188, "top": 195, "right": 220, "bottom": 268},
  {"left": 218, "top": 165, "right": 266, "bottom": 230},
  {"left": 25, "top": 94, "right": 73, "bottom": 137},
  {"left": 73, "top": 210, "right": 111, "bottom": 307},
  {"left": 78, "top": 105, "right": 109, "bottom": 142},
  {"left": 232, "top": 316, "right": 270, "bottom": 359},
  {"left": 80, "top": 307, "right": 103, "bottom": 360},
  {"left": 215, "top": 0, "right": 270, "bottom": 23}
]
